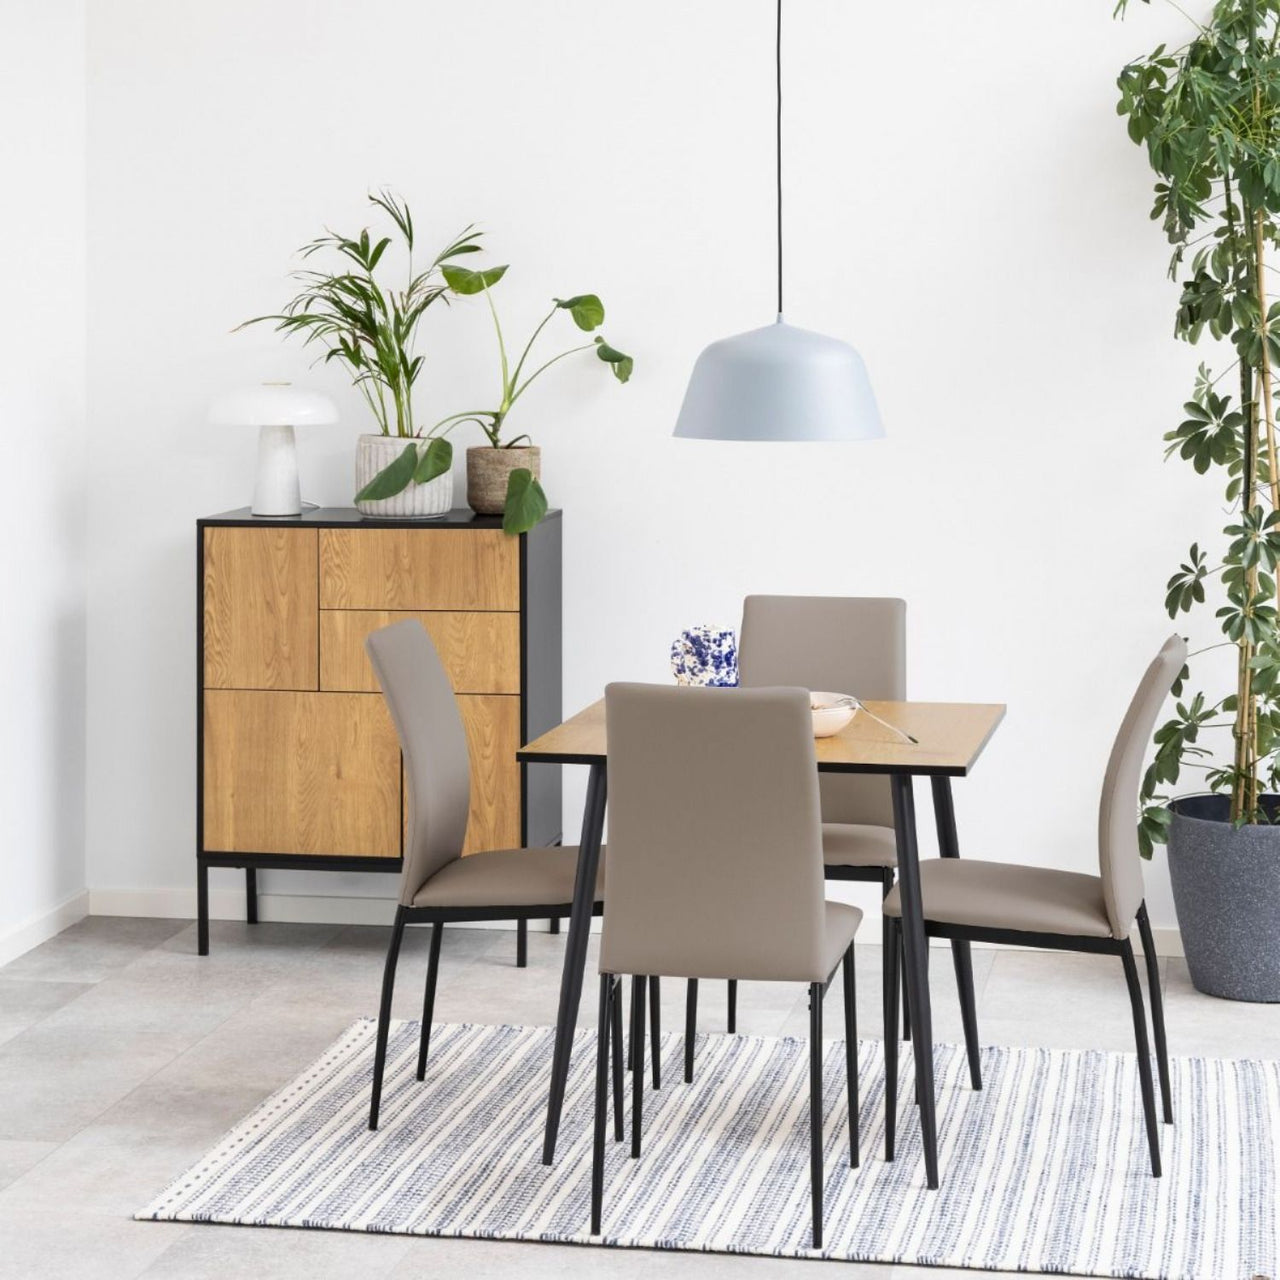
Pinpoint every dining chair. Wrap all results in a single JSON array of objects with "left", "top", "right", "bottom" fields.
[
  {"left": 702, "top": 594, "right": 980, "bottom": 1091},
  {"left": 363, "top": 619, "right": 619, "bottom": 1133},
  {"left": 589, "top": 682, "right": 861, "bottom": 1249},
  {"left": 882, "top": 635, "right": 1185, "bottom": 1177}
]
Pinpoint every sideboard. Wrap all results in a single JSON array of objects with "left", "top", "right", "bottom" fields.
[{"left": 196, "top": 506, "right": 562, "bottom": 954}]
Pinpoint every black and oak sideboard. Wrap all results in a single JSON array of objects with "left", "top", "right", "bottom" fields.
[{"left": 196, "top": 506, "right": 562, "bottom": 954}]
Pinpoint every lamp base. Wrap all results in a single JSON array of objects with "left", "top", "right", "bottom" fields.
[{"left": 251, "top": 423, "right": 302, "bottom": 517}]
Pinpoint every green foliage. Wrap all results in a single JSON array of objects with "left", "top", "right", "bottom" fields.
[
  {"left": 1118, "top": 0, "right": 1280, "bottom": 844},
  {"left": 431, "top": 261, "right": 635, "bottom": 533}
]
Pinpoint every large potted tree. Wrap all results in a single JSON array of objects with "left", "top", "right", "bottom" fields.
[{"left": 1119, "top": 0, "right": 1280, "bottom": 1000}]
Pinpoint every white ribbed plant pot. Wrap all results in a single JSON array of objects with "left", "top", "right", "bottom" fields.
[{"left": 354, "top": 434, "right": 453, "bottom": 519}]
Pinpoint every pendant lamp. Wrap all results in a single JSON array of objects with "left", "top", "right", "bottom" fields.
[{"left": 673, "top": 0, "right": 883, "bottom": 443}]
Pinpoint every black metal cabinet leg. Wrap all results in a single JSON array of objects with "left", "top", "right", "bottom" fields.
[
  {"left": 1136, "top": 903, "right": 1173, "bottom": 1124},
  {"left": 842, "top": 946, "right": 859, "bottom": 1167},
  {"left": 684, "top": 979, "right": 698, "bottom": 1083},
  {"left": 884, "top": 920, "right": 900, "bottom": 1161},
  {"left": 591, "top": 974, "right": 611, "bottom": 1235},
  {"left": 610, "top": 974, "right": 625, "bottom": 1140},
  {"left": 197, "top": 860, "right": 209, "bottom": 957},
  {"left": 891, "top": 772, "right": 939, "bottom": 1189},
  {"left": 245, "top": 868, "right": 258, "bottom": 925},
  {"left": 516, "top": 918, "right": 528, "bottom": 968},
  {"left": 932, "top": 776, "right": 979, "bottom": 1088},
  {"left": 649, "top": 977, "right": 662, "bottom": 1089},
  {"left": 542, "top": 762, "right": 607, "bottom": 1165},
  {"left": 369, "top": 906, "right": 407, "bottom": 1130},
  {"left": 417, "top": 922, "right": 443, "bottom": 1080},
  {"left": 630, "top": 974, "right": 645, "bottom": 1158},
  {"left": 550, "top": 916, "right": 561, "bottom": 935},
  {"left": 809, "top": 982, "right": 824, "bottom": 1250},
  {"left": 1121, "top": 941, "right": 1162, "bottom": 1176},
  {"left": 727, "top": 979, "right": 738, "bottom": 1033}
]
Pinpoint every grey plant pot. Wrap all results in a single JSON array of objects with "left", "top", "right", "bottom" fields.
[{"left": 1167, "top": 794, "right": 1280, "bottom": 1002}]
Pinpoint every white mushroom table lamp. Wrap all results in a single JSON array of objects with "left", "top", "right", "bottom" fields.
[{"left": 208, "top": 383, "right": 337, "bottom": 517}]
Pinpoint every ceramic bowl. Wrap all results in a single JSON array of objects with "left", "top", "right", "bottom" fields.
[{"left": 810, "top": 692, "right": 855, "bottom": 738}]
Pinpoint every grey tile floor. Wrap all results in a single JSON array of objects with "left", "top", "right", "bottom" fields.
[{"left": 0, "top": 916, "right": 1269, "bottom": 1278}]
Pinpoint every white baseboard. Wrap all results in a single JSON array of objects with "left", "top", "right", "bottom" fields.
[
  {"left": 84, "top": 888, "right": 1188, "bottom": 956},
  {"left": 0, "top": 890, "right": 90, "bottom": 967}
]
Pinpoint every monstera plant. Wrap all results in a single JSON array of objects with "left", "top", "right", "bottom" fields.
[{"left": 1118, "top": 0, "right": 1280, "bottom": 1000}]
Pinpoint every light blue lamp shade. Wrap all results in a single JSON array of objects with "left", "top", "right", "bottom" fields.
[{"left": 673, "top": 320, "right": 883, "bottom": 442}]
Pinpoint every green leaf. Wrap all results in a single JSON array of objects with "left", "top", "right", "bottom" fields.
[
  {"left": 413, "top": 437, "right": 453, "bottom": 485},
  {"left": 555, "top": 294, "right": 605, "bottom": 331},
  {"left": 442, "top": 263, "right": 509, "bottom": 295},
  {"left": 502, "top": 467, "right": 548, "bottom": 535},
  {"left": 355, "top": 443, "right": 418, "bottom": 501},
  {"left": 594, "top": 336, "right": 634, "bottom": 383}
]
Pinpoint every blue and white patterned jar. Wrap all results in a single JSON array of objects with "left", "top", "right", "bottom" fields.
[{"left": 670, "top": 625, "right": 739, "bottom": 687}]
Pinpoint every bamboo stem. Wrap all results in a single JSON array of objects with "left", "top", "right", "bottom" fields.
[{"left": 1255, "top": 214, "right": 1280, "bottom": 515}]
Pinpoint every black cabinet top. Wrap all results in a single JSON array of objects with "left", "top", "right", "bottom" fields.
[{"left": 198, "top": 506, "right": 562, "bottom": 530}]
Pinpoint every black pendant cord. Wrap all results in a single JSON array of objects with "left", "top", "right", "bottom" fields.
[{"left": 776, "top": 0, "right": 784, "bottom": 318}]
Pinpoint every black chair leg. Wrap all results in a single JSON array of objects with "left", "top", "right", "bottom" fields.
[
  {"left": 630, "top": 975, "right": 645, "bottom": 1158},
  {"left": 809, "top": 981, "right": 824, "bottom": 1250},
  {"left": 884, "top": 870, "right": 910, "bottom": 1043},
  {"left": 416, "top": 921, "right": 443, "bottom": 1080},
  {"left": 884, "top": 919, "right": 900, "bottom": 1161},
  {"left": 611, "top": 973, "right": 625, "bottom": 1141},
  {"left": 727, "top": 978, "right": 737, "bottom": 1033},
  {"left": 516, "top": 918, "right": 528, "bottom": 968},
  {"left": 369, "top": 906, "right": 407, "bottom": 1130},
  {"left": 951, "top": 938, "right": 982, "bottom": 1090},
  {"left": 591, "top": 974, "right": 611, "bottom": 1234},
  {"left": 649, "top": 977, "right": 662, "bottom": 1089},
  {"left": 1121, "top": 941, "right": 1162, "bottom": 1177},
  {"left": 1137, "top": 903, "right": 1173, "bottom": 1124},
  {"left": 685, "top": 979, "right": 698, "bottom": 1083},
  {"left": 841, "top": 946, "right": 859, "bottom": 1167}
]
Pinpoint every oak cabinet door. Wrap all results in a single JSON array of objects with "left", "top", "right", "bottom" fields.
[
  {"left": 203, "top": 528, "right": 319, "bottom": 690},
  {"left": 203, "top": 690, "right": 401, "bottom": 858}
]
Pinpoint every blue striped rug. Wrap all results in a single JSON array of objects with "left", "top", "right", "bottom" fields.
[{"left": 138, "top": 1019, "right": 1277, "bottom": 1277}]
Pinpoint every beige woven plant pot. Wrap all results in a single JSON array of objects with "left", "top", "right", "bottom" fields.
[{"left": 467, "top": 446, "right": 541, "bottom": 516}]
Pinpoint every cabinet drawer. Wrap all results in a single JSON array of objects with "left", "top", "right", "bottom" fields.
[
  {"left": 320, "top": 528, "right": 518, "bottom": 611},
  {"left": 203, "top": 690, "right": 401, "bottom": 858},
  {"left": 203, "top": 528, "right": 318, "bottom": 690},
  {"left": 320, "top": 611, "right": 520, "bottom": 695}
]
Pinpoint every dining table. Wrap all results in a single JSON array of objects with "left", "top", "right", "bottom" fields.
[{"left": 519, "top": 694, "right": 1006, "bottom": 1188}]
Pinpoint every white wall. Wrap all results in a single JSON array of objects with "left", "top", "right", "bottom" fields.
[
  {"left": 83, "top": 0, "right": 1214, "bottom": 937},
  {"left": 0, "top": 1, "right": 89, "bottom": 962}
]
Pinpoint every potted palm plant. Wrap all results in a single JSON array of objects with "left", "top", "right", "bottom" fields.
[
  {"left": 242, "top": 191, "right": 482, "bottom": 517},
  {"left": 1119, "top": 0, "right": 1280, "bottom": 1000},
  {"left": 430, "top": 263, "right": 633, "bottom": 534}
]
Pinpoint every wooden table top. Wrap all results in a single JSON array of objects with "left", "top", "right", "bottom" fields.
[{"left": 519, "top": 697, "right": 1005, "bottom": 777}]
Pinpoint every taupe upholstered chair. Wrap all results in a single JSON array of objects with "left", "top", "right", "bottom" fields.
[
  {"left": 589, "top": 683, "right": 861, "bottom": 1249},
  {"left": 712, "top": 595, "right": 980, "bottom": 1087},
  {"left": 883, "top": 635, "right": 1185, "bottom": 1177},
  {"left": 364, "top": 619, "right": 617, "bottom": 1132}
]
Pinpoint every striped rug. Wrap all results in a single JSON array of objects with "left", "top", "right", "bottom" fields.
[{"left": 138, "top": 1019, "right": 1278, "bottom": 1277}]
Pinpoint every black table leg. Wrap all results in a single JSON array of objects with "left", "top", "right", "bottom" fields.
[
  {"left": 891, "top": 772, "right": 939, "bottom": 1189},
  {"left": 542, "top": 761, "right": 608, "bottom": 1165}
]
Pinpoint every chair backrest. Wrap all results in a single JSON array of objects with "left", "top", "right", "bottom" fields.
[
  {"left": 1097, "top": 634, "right": 1187, "bottom": 937},
  {"left": 364, "top": 619, "right": 470, "bottom": 905},
  {"left": 738, "top": 595, "right": 905, "bottom": 828},
  {"left": 600, "top": 682, "right": 829, "bottom": 982}
]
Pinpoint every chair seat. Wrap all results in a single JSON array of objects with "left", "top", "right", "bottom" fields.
[
  {"left": 823, "top": 822, "right": 897, "bottom": 869},
  {"left": 412, "top": 846, "right": 603, "bottom": 911},
  {"left": 883, "top": 858, "right": 1113, "bottom": 939},
  {"left": 820, "top": 901, "right": 864, "bottom": 977}
]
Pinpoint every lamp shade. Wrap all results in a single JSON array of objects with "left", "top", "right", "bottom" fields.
[
  {"left": 208, "top": 384, "right": 337, "bottom": 428},
  {"left": 673, "top": 320, "right": 883, "bottom": 443}
]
